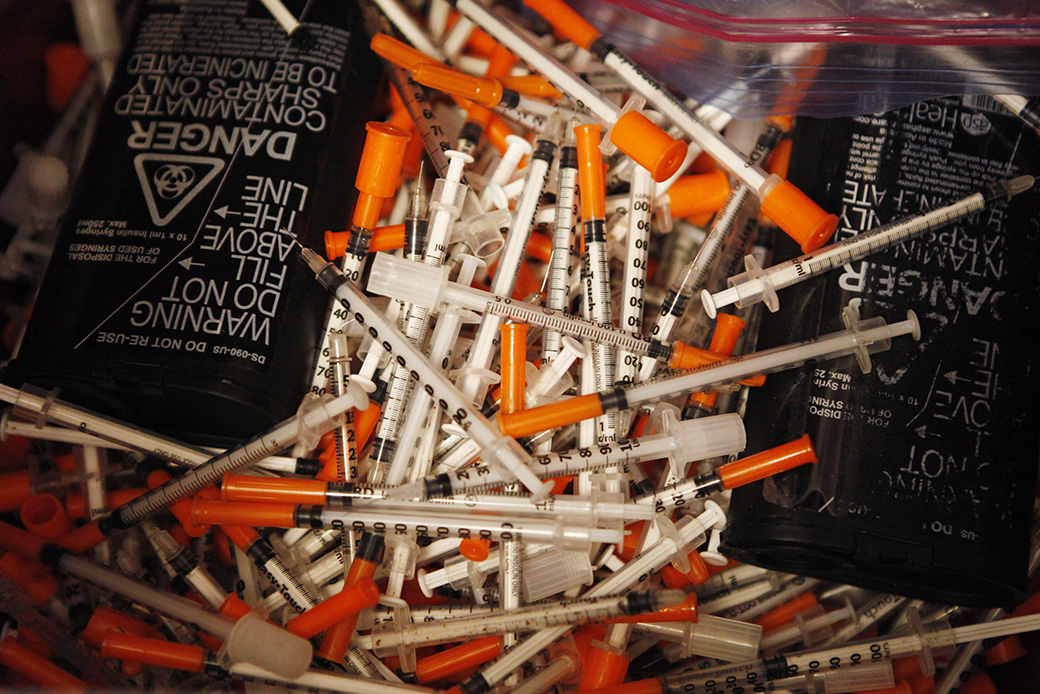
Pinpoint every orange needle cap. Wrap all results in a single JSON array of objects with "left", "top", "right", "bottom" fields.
[
  {"left": 718, "top": 434, "right": 818, "bottom": 489},
  {"left": 370, "top": 33, "right": 440, "bottom": 71},
  {"left": 759, "top": 177, "right": 839, "bottom": 252},
  {"left": 523, "top": 0, "right": 601, "bottom": 50},
  {"left": 412, "top": 63, "right": 504, "bottom": 107},
  {"left": 609, "top": 110, "right": 686, "bottom": 182}
]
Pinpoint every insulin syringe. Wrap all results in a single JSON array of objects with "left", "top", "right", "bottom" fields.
[
  {"left": 620, "top": 611, "right": 1040, "bottom": 694},
  {"left": 498, "top": 301, "right": 921, "bottom": 438},
  {"left": 361, "top": 590, "right": 686, "bottom": 654},
  {"left": 366, "top": 252, "right": 762, "bottom": 378},
  {"left": 702, "top": 175, "right": 1034, "bottom": 318},
  {"left": 391, "top": 413, "right": 746, "bottom": 501}
]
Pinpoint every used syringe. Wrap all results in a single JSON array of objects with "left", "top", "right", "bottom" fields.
[
  {"left": 366, "top": 252, "right": 764, "bottom": 377},
  {"left": 362, "top": 590, "right": 687, "bottom": 654},
  {"left": 702, "top": 175, "right": 1034, "bottom": 318},
  {"left": 389, "top": 413, "right": 746, "bottom": 501},
  {"left": 0, "top": 404, "right": 319, "bottom": 476},
  {"left": 220, "top": 473, "right": 654, "bottom": 523},
  {"left": 0, "top": 383, "right": 225, "bottom": 469},
  {"left": 190, "top": 500, "right": 622, "bottom": 552},
  {"left": 498, "top": 301, "right": 921, "bottom": 438},
  {"left": 631, "top": 435, "right": 818, "bottom": 517},
  {"left": 598, "top": 611, "right": 1040, "bottom": 694},
  {"left": 99, "top": 631, "right": 437, "bottom": 694},
  {"left": 994, "top": 94, "right": 1040, "bottom": 133}
]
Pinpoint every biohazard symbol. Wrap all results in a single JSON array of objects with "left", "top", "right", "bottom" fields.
[
  {"left": 154, "top": 164, "right": 195, "bottom": 199},
  {"left": 134, "top": 153, "right": 225, "bottom": 227}
]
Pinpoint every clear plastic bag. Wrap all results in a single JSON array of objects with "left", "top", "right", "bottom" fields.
[{"left": 568, "top": 0, "right": 1040, "bottom": 118}]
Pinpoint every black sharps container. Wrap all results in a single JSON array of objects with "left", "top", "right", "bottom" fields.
[
  {"left": 721, "top": 96, "right": 1040, "bottom": 607},
  {"left": 5, "top": 0, "right": 382, "bottom": 445}
]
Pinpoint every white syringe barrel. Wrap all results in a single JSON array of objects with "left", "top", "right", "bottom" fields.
[
  {"left": 318, "top": 506, "right": 616, "bottom": 550},
  {"left": 4, "top": 383, "right": 211, "bottom": 467},
  {"left": 626, "top": 308, "right": 921, "bottom": 407},
  {"left": 706, "top": 180, "right": 1036, "bottom": 317}
]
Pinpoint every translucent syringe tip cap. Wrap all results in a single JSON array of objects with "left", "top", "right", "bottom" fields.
[
  {"left": 522, "top": 547, "right": 593, "bottom": 601},
  {"left": 538, "top": 111, "right": 566, "bottom": 146},
  {"left": 683, "top": 613, "right": 762, "bottom": 662},
  {"left": 650, "top": 588, "right": 694, "bottom": 612},
  {"left": 366, "top": 252, "right": 446, "bottom": 308},
  {"left": 387, "top": 535, "right": 419, "bottom": 582},
  {"left": 563, "top": 118, "right": 579, "bottom": 147},
  {"left": 988, "top": 174, "right": 1035, "bottom": 201},
  {"left": 328, "top": 329, "right": 350, "bottom": 362},
  {"left": 219, "top": 612, "right": 313, "bottom": 679},
  {"left": 455, "top": 253, "right": 486, "bottom": 287},
  {"left": 452, "top": 207, "right": 508, "bottom": 258},
  {"left": 812, "top": 659, "right": 895, "bottom": 693},
  {"left": 1006, "top": 174, "right": 1035, "bottom": 197},
  {"left": 670, "top": 412, "right": 747, "bottom": 462}
]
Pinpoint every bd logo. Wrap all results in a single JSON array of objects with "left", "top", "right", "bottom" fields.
[{"left": 960, "top": 111, "right": 991, "bottom": 136}]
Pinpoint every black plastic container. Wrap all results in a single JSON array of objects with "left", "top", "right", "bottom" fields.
[
  {"left": 5, "top": 0, "right": 382, "bottom": 445},
  {"left": 722, "top": 95, "right": 1040, "bottom": 607}
]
